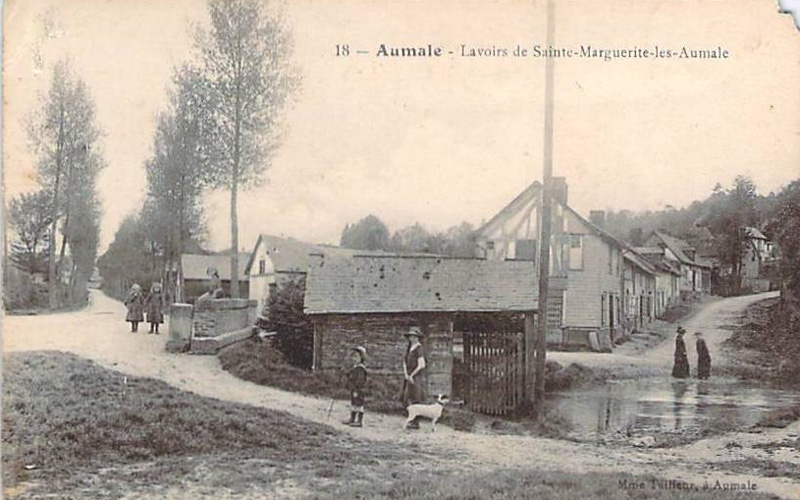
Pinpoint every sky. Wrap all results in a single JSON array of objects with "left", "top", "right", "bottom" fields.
[{"left": 3, "top": 0, "right": 800, "bottom": 253}]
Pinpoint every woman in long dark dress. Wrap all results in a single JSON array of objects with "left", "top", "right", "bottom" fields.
[
  {"left": 401, "top": 328, "right": 427, "bottom": 429},
  {"left": 672, "top": 327, "right": 690, "bottom": 378},
  {"left": 695, "top": 332, "right": 712, "bottom": 380},
  {"left": 145, "top": 283, "right": 165, "bottom": 334},
  {"left": 125, "top": 284, "right": 145, "bottom": 332}
]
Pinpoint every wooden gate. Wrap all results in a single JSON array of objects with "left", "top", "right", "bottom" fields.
[{"left": 462, "top": 331, "right": 524, "bottom": 415}]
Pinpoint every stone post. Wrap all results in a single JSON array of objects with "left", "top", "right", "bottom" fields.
[{"left": 166, "top": 303, "right": 193, "bottom": 353}]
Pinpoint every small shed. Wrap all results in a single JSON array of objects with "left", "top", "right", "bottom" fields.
[{"left": 304, "top": 255, "right": 538, "bottom": 400}]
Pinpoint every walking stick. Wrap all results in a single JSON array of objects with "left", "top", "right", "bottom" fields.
[{"left": 326, "top": 398, "right": 335, "bottom": 422}]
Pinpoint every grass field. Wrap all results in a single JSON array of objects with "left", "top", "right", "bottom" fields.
[
  {"left": 3, "top": 351, "right": 784, "bottom": 499},
  {"left": 1, "top": 351, "right": 422, "bottom": 498},
  {"left": 310, "top": 469, "right": 780, "bottom": 500}
]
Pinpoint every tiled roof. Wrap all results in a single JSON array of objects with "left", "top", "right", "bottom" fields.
[
  {"left": 245, "top": 234, "right": 443, "bottom": 276},
  {"left": 304, "top": 255, "right": 538, "bottom": 314},
  {"left": 634, "top": 246, "right": 664, "bottom": 255},
  {"left": 181, "top": 253, "right": 250, "bottom": 281},
  {"left": 244, "top": 235, "right": 362, "bottom": 275},
  {"left": 622, "top": 250, "right": 658, "bottom": 275},
  {"left": 652, "top": 231, "right": 695, "bottom": 265},
  {"left": 651, "top": 231, "right": 711, "bottom": 269}
]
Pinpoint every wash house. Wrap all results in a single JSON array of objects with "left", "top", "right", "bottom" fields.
[{"left": 303, "top": 254, "right": 539, "bottom": 414}]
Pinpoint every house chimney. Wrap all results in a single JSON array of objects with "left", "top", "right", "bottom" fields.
[
  {"left": 551, "top": 177, "right": 568, "bottom": 205},
  {"left": 589, "top": 210, "right": 605, "bottom": 227}
]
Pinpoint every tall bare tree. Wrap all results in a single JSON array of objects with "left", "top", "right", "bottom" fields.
[
  {"left": 193, "top": 0, "right": 298, "bottom": 297},
  {"left": 27, "top": 60, "right": 104, "bottom": 308}
]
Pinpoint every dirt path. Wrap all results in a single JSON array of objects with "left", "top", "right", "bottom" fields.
[
  {"left": 548, "top": 292, "right": 780, "bottom": 376},
  {"left": 3, "top": 290, "right": 798, "bottom": 500}
]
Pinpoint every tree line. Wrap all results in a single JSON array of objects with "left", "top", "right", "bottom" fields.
[
  {"left": 601, "top": 176, "right": 800, "bottom": 300},
  {"left": 5, "top": 61, "right": 103, "bottom": 310},
  {"left": 339, "top": 215, "right": 478, "bottom": 257},
  {"left": 98, "top": 0, "right": 298, "bottom": 303}
]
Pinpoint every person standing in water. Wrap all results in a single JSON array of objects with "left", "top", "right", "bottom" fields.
[
  {"left": 695, "top": 332, "right": 712, "bottom": 380},
  {"left": 672, "top": 326, "right": 690, "bottom": 378}
]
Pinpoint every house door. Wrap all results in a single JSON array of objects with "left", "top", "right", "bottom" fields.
[{"left": 609, "top": 295, "right": 615, "bottom": 336}]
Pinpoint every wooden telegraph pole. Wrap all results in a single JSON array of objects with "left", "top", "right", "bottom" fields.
[{"left": 533, "top": 0, "right": 556, "bottom": 421}]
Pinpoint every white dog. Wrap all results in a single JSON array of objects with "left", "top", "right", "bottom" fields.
[{"left": 405, "top": 394, "right": 449, "bottom": 431}]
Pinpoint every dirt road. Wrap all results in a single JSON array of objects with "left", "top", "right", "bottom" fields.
[
  {"left": 548, "top": 292, "right": 780, "bottom": 375},
  {"left": 3, "top": 290, "right": 798, "bottom": 499}
]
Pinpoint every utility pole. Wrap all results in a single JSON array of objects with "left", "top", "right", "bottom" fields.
[{"left": 533, "top": 0, "right": 556, "bottom": 421}]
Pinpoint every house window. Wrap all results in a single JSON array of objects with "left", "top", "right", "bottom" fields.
[
  {"left": 608, "top": 246, "right": 613, "bottom": 274},
  {"left": 258, "top": 259, "right": 266, "bottom": 275},
  {"left": 568, "top": 234, "right": 583, "bottom": 270},
  {"left": 515, "top": 239, "right": 537, "bottom": 261}
]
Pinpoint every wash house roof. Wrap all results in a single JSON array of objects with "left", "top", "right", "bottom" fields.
[{"left": 304, "top": 255, "right": 538, "bottom": 315}]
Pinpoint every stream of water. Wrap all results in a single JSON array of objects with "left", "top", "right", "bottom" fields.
[{"left": 549, "top": 377, "right": 800, "bottom": 441}]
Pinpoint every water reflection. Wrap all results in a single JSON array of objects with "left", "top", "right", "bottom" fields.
[{"left": 549, "top": 378, "right": 800, "bottom": 440}]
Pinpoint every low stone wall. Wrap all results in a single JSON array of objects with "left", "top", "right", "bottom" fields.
[{"left": 189, "top": 299, "right": 258, "bottom": 354}]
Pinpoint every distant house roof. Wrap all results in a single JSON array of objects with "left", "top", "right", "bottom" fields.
[
  {"left": 181, "top": 253, "right": 250, "bottom": 281},
  {"left": 633, "top": 247, "right": 682, "bottom": 275},
  {"left": 745, "top": 227, "right": 767, "bottom": 240},
  {"left": 245, "top": 234, "right": 442, "bottom": 276},
  {"left": 649, "top": 231, "right": 711, "bottom": 268},
  {"left": 476, "top": 181, "right": 666, "bottom": 276},
  {"left": 634, "top": 246, "right": 664, "bottom": 256},
  {"left": 304, "top": 255, "right": 538, "bottom": 314},
  {"left": 622, "top": 249, "right": 658, "bottom": 275},
  {"left": 243, "top": 235, "right": 349, "bottom": 275}
]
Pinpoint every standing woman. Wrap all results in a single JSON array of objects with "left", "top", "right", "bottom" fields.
[
  {"left": 125, "top": 284, "right": 145, "bottom": 332},
  {"left": 672, "top": 326, "right": 690, "bottom": 378},
  {"left": 695, "top": 332, "right": 712, "bottom": 380},
  {"left": 401, "top": 327, "right": 427, "bottom": 429},
  {"left": 145, "top": 282, "right": 165, "bottom": 334}
]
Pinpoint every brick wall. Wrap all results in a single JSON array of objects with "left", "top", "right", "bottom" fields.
[{"left": 312, "top": 312, "right": 453, "bottom": 397}]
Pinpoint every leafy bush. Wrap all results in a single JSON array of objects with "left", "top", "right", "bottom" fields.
[
  {"left": 264, "top": 278, "right": 314, "bottom": 368},
  {"left": 2, "top": 268, "right": 56, "bottom": 311}
]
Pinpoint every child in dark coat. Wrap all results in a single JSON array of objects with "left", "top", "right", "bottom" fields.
[
  {"left": 125, "top": 284, "right": 145, "bottom": 332},
  {"left": 145, "top": 283, "right": 165, "bottom": 334},
  {"left": 343, "top": 346, "right": 368, "bottom": 427}
]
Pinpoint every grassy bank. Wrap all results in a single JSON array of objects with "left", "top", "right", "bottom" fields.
[
  {"left": 2, "top": 351, "right": 786, "bottom": 499},
  {"left": 218, "top": 338, "right": 478, "bottom": 431},
  {"left": 310, "top": 469, "right": 779, "bottom": 500},
  {"left": 1, "top": 351, "right": 420, "bottom": 499},
  {"left": 724, "top": 297, "right": 800, "bottom": 388}
]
